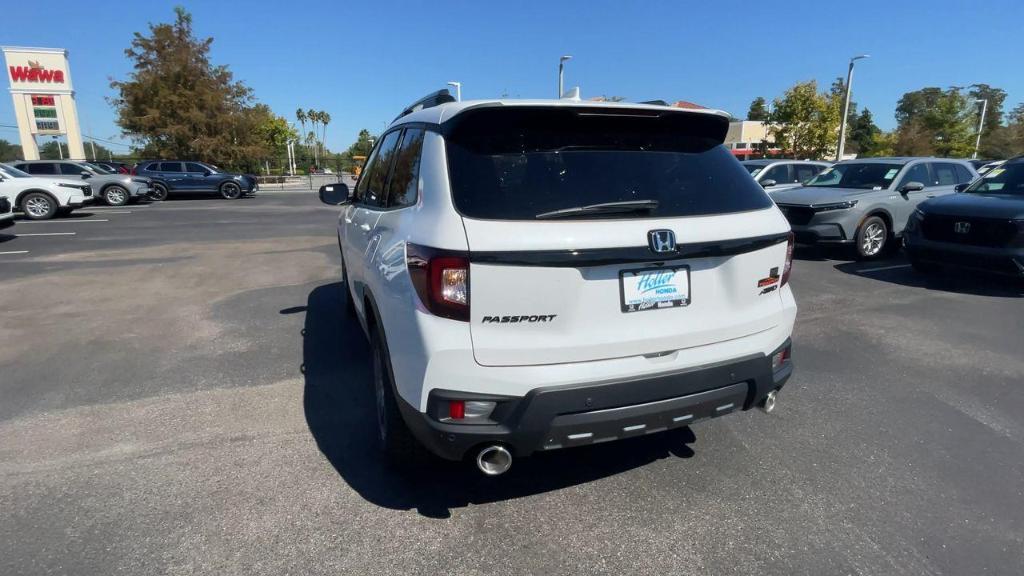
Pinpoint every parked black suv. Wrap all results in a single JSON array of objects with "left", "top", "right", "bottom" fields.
[
  {"left": 131, "top": 161, "right": 257, "bottom": 200},
  {"left": 904, "top": 155, "right": 1024, "bottom": 278}
]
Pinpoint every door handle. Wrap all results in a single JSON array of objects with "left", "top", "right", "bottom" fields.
[{"left": 359, "top": 224, "right": 371, "bottom": 231}]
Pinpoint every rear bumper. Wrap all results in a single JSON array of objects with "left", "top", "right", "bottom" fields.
[{"left": 400, "top": 340, "right": 793, "bottom": 461}]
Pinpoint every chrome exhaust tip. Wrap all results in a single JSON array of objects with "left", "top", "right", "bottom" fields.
[
  {"left": 761, "top": 389, "right": 778, "bottom": 414},
  {"left": 476, "top": 445, "right": 512, "bottom": 476}
]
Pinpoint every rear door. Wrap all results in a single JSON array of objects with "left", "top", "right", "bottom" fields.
[
  {"left": 158, "top": 162, "right": 187, "bottom": 190},
  {"left": 445, "top": 106, "right": 792, "bottom": 367}
]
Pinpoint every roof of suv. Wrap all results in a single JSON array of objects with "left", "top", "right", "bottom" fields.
[
  {"left": 836, "top": 157, "right": 960, "bottom": 165},
  {"left": 391, "top": 98, "right": 732, "bottom": 129}
]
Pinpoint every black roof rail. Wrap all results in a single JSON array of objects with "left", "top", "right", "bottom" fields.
[{"left": 394, "top": 89, "right": 457, "bottom": 121}]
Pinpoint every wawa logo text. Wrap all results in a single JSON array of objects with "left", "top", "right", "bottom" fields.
[{"left": 9, "top": 60, "right": 65, "bottom": 83}]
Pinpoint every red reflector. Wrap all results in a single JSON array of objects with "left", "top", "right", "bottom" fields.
[{"left": 449, "top": 400, "right": 465, "bottom": 420}]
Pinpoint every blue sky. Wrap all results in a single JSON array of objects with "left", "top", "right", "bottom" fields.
[{"left": 3, "top": 0, "right": 1023, "bottom": 155}]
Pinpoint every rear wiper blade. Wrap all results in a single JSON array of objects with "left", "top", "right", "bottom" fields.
[{"left": 535, "top": 200, "right": 659, "bottom": 220}]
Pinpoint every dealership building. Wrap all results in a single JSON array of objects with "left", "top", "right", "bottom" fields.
[{"left": 2, "top": 46, "right": 85, "bottom": 160}]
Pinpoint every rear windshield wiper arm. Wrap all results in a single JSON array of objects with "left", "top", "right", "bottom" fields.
[{"left": 535, "top": 200, "right": 659, "bottom": 220}]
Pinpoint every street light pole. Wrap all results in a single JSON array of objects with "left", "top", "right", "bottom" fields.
[
  {"left": 447, "top": 81, "right": 461, "bottom": 102},
  {"left": 836, "top": 54, "right": 869, "bottom": 161},
  {"left": 972, "top": 98, "right": 988, "bottom": 159},
  {"left": 558, "top": 55, "right": 572, "bottom": 98}
]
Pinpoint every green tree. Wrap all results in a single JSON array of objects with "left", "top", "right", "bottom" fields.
[
  {"left": 340, "top": 129, "right": 376, "bottom": 173},
  {"left": 847, "top": 108, "right": 882, "bottom": 156},
  {"left": 746, "top": 97, "right": 769, "bottom": 121},
  {"left": 0, "top": 138, "right": 25, "bottom": 161},
  {"left": 110, "top": 7, "right": 259, "bottom": 166},
  {"left": 893, "top": 87, "right": 975, "bottom": 157},
  {"left": 769, "top": 80, "right": 842, "bottom": 159}
]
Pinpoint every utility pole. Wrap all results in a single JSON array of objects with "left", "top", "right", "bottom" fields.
[
  {"left": 53, "top": 136, "right": 63, "bottom": 159},
  {"left": 972, "top": 99, "right": 988, "bottom": 159},
  {"left": 88, "top": 140, "right": 97, "bottom": 161},
  {"left": 836, "top": 54, "right": 870, "bottom": 161},
  {"left": 447, "top": 81, "right": 462, "bottom": 102},
  {"left": 558, "top": 55, "right": 572, "bottom": 98}
]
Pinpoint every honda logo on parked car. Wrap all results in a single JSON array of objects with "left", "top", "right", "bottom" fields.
[
  {"left": 648, "top": 229, "right": 677, "bottom": 253},
  {"left": 954, "top": 221, "right": 971, "bottom": 234}
]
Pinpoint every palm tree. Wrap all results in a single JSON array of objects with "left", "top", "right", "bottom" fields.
[
  {"left": 308, "top": 110, "right": 321, "bottom": 166},
  {"left": 320, "top": 112, "right": 331, "bottom": 159},
  {"left": 295, "top": 108, "right": 307, "bottom": 167}
]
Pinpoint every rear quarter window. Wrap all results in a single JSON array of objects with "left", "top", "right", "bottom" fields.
[{"left": 444, "top": 107, "right": 772, "bottom": 220}]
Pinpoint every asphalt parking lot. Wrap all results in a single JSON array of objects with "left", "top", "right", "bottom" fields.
[{"left": 1, "top": 193, "right": 1022, "bottom": 576}]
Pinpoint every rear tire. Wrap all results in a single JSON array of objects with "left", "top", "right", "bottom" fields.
[
  {"left": 370, "top": 325, "right": 423, "bottom": 466},
  {"left": 854, "top": 216, "right": 889, "bottom": 260},
  {"left": 20, "top": 192, "right": 58, "bottom": 220},
  {"left": 148, "top": 183, "right": 169, "bottom": 201},
  {"left": 102, "top": 185, "right": 129, "bottom": 206}
]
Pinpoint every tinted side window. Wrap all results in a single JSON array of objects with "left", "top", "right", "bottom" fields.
[
  {"left": 363, "top": 130, "right": 402, "bottom": 206},
  {"left": 897, "top": 163, "right": 930, "bottom": 189},
  {"left": 144, "top": 162, "right": 160, "bottom": 172},
  {"left": 185, "top": 162, "right": 207, "bottom": 173},
  {"left": 29, "top": 163, "right": 58, "bottom": 175},
  {"left": 59, "top": 163, "right": 83, "bottom": 175},
  {"left": 353, "top": 143, "right": 383, "bottom": 203},
  {"left": 933, "top": 163, "right": 957, "bottom": 186},
  {"left": 386, "top": 128, "right": 425, "bottom": 208},
  {"left": 954, "top": 164, "right": 974, "bottom": 184},
  {"left": 159, "top": 162, "right": 183, "bottom": 172},
  {"left": 763, "top": 164, "right": 792, "bottom": 184}
]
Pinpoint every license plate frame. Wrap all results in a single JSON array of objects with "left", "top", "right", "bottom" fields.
[{"left": 619, "top": 265, "right": 691, "bottom": 313}]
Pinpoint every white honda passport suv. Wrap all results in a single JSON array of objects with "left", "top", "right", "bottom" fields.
[{"left": 319, "top": 92, "right": 797, "bottom": 475}]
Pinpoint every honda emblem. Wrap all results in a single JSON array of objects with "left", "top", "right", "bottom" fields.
[
  {"left": 954, "top": 221, "right": 971, "bottom": 234},
  {"left": 648, "top": 229, "right": 677, "bottom": 253}
]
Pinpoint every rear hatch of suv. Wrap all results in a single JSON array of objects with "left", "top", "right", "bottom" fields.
[{"left": 446, "top": 105, "right": 792, "bottom": 367}]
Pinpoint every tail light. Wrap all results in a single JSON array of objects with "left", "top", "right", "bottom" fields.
[
  {"left": 407, "top": 243, "right": 470, "bottom": 321},
  {"left": 780, "top": 232, "right": 794, "bottom": 287},
  {"left": 129, "top": 166, "right": 136, "bottom": 175}
]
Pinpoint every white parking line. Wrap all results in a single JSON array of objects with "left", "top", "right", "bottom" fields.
[
  {"left": 15, "top": 232, "right": 76, "bottom": 237},
  {"left": 19, "top": 219, "right": 109, "bottom": 224},
  {"left": 0, "top": 250, "right": 30, "bottom": 255},
  {"left": 858, "top": 264, "right": 911, "bottom": 273}
]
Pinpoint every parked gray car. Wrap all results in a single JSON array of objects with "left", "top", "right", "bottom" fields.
[
  {"left": 742, "top": 159, "right": 831, "bottom": 192},
  {"left": 772, "top": 157, "right": 978, "bottom": 259},
  {"left": 11, "top": 160, "right": 152, "bottom": 206}
]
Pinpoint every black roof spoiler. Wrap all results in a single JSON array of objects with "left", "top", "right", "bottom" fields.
[
  {"left": 639, "top": 99, "right": 669, "bottom": 106},
  {"left": 395, "top": 89, "right": 457, "bottom": 122}
]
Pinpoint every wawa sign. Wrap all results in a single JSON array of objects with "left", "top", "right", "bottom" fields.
[{"left": 9, "top": 60, "right": 66, "bottom": 84}]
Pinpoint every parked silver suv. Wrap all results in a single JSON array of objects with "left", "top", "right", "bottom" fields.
[
  {"left": 771, "top": 157, "right": 978, "bottom": 259},
  {"left": 742, "top": 159, "right": 831, "bottom": 192},
  {"left": 12, "top": 160, "right": 152, "bottom": 206}
]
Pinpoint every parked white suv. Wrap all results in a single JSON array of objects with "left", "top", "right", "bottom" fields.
[
  {"left": 319, "top": 93, "right": 797, "bottom": 475},
  {"left": 0, "top": 162, "right": 94, "bottom": 220}
]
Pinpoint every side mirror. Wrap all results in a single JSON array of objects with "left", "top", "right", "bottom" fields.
[
  {"left": 954, "top": 183, "right": 969, "bottom": 193},
  {"left": 760, "top": 179, "right": 777, "bottom": 188},
  {"left": 899, "top": 181, "right": 924, "bottom": 194},
  {"left": 319, "top": 183, "right": 351, "bottom": 205},
  {"left": 81, "top": 171, "right": 92, "bottom": 179}
]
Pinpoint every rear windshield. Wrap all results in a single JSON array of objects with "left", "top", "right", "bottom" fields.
[{"left": 444, "top": 107, "right": 773, "bottom": 220}]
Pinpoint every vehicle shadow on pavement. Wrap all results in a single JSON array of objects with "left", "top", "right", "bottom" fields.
[
  {"left": 834, "top": 257, "right": 1024, "bottom": 298},
  {"left": 300, "top": 282, "right": 698, "bottom": 518}
]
